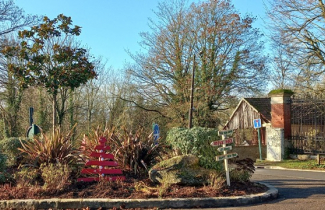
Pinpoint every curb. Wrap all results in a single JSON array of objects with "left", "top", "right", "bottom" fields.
[
  {"left": 0, "top": 182, "right": 278, "bottom": 209},
  {"left": 255, "top": 166, "right": 325, "bottom": 172}
]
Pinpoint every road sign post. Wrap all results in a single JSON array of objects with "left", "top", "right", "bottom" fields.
[
  {"left": 212, "top": 129, "right": 237, "bottom": 186},
  {"left": 254, "top": 119, "right": 262, "bottom": 160}
]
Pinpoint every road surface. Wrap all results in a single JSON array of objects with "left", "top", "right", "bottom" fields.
[{"left": 181, "top": 168, "right": 325, "bottom": 210}]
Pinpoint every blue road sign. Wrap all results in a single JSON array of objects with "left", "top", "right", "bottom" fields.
[
  {"left": 253, "top": 119, "right": 261, "bottom": 128},
  {"left": 153, "top": 124, "right": 160, "bottom": 144}
]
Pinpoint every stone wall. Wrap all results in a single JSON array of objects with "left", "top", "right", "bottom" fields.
[{"left": 232, "top": 145, "right": 266, "bottom": 161}]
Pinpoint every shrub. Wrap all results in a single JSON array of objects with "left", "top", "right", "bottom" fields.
[
  {"left": 0, "top": 137, "right": 29, "bottom": 166},
  {"left": 229, "top": 169, "right": 252, "bottom": 182},
  {"left": 229, "top": 158, "right": 255, "bottom": 182},
  {"left": 0, "top": 152, "right": 8, "bottom": 183},
  {"left": 40, "top": 163, "right": 71, "bottom": 190},
  {"left": 114, "top": 127, "right": 164, "bottom": 175},
  {"left": 208, "top": 172, "right": 226, "bottom": 189},
  {"left": 14, "top": 167, "right": 40, "bottom": 187},
  {"left": 166, "top": 127, "right": 222, "bottom": 170},
  {"left": 80, "top": 126, "right": 164, "bottom": 175},
  {"left": 0, "top": 152, "right": 6, "bottom": 172},
  {"left": 19, "top": 126, "right": 79, "bottom": 166}
]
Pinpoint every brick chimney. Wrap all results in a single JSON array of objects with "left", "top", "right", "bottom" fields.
[{"left": 269, "top": 90, "right": 294, "bottom": 139}]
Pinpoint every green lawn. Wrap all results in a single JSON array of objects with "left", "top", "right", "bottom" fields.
[{"left": 255, "top": 159, "right": 325, "bottom": 170}]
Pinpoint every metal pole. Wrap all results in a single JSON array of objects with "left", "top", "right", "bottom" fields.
[
  {"left": 258, "top": 128, "right": 262, "bottom": 160},
  {"left": 188, "top": 54, "right": 195, "bottom": 129},
  {"left": 29, "top": 107, "right": 34, "bottom": 126}
]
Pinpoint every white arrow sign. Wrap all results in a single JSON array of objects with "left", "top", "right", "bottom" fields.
[
  {"left": 218, "top": 129, "right": 234, "bottom": 136},
  {"left": 215, "top": 152, "right": 238, "bottom": 161},
  {"left": 217, "top": 146, "right": 232, "bottom": 152}
]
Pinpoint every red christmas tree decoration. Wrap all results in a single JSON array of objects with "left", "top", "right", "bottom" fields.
[{"left": 78, "top": 137, "right": 125, "bottom": 182}]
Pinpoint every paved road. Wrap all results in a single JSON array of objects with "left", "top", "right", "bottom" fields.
[{"left": 181, "top": 168, "right": 325, "bottom": 210}]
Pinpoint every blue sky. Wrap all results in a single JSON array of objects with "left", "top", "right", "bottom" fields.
[{"left": 14, "top": 0, "right": 267, "bottom": 70}]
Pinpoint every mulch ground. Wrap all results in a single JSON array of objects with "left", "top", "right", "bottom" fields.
[{"left": 0, "top": 176, "right": 268, "bottom": 200}]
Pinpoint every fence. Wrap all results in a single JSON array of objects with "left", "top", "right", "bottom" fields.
[
  {"left": 289, "top": 97, "right": 325, "bottom": 154},
  {"left": 288, "top": 136, "right": 325, "bottom": 154}
]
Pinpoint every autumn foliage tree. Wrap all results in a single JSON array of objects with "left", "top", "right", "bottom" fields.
[
  {"left": 0, "top": 0, "right": 40, "bottom": 137},
  {"left": 2, "top": 14, "right": 97, "bottom": 133},
  {"left": 127, "top": 0, "right": 268, "bottom": 128}
]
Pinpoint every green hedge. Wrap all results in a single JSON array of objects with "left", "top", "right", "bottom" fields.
[
  {"left": 166, "top": 127, "right": 222, "bottom": 170},
  {"left": 0, "top": 137, "right": 29, "bottom": 166},
  {"left": 0, "top": 152, "right": 7, "bottom": 183}
]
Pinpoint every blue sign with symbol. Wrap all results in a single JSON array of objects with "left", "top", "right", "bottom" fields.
[
  {"left": 153, "top": 124, "right": 160, "bottom": 145},
  {"left": 253, "top": 119, "right": 261, "bottom": 128}
]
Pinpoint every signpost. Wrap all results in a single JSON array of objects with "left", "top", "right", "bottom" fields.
[
  {"left": 218, "top": 129, "right": 234, "bottom": 136},
  {"left": 254, "top": 119, "right": 263, "bottom": 160},
  {"left": 215, "top": 152, "right": 237, "bottom": 161},
  {"left": 211, "top": 138, "right": 233, "bottom": 146},
  {"left": 212, "top": 129, "right": 237, "bottom": 186},
  {"left": 217, "top": 146, "right": 232, "bottom": 152}
]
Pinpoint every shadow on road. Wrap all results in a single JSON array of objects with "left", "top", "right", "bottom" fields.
[{"left": 258, "top": 179, "right": 325, "bottom": 199}]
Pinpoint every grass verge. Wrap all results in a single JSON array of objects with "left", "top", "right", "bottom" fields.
[{"left": 255, "top": 159, "right": 325, "bottom": 170}]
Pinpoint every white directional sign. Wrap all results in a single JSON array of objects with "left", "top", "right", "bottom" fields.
[
  {"left": 215, "top": 152, "right": 238, "bottom": 161},
  {"left": 210, "top": 138, "right": 233, "bottom": 146},
  {"left": 218, "top": 129, "right": 233, "bottom": 137},
  {"left": 217, "top": 146, "right": 232, "bottom": 152},
  {"left": 213, "top": 129, "right": 235, "bottom": 187}
]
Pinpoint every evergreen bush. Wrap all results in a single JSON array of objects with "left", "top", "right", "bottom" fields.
[
  {"left": 0, "top": 137, "right": 29, "bottom": 166},
  {"left": 40, "top": 163, "right": 71, "bottom": 190},
  {"left": 0, "top": 152, "right": 8, "bottom": 183},
  {"left": 14, "top": 167, "right": 39, "bottom": 187},
  {"left": 166, "top": 127, "right": 222, "bottom": 170}
]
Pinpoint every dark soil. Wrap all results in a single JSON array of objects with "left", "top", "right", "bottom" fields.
[{"left": 0, "top": 175, "right": 268, "bottom": 200}]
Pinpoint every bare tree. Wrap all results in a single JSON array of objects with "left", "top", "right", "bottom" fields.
[
  {"left": 267, "top": 0, "right": 325, "bottom": 90},
  {"left": 127, "top": 0, "right": 268, "bottom": 128},
  {"left": 269, "top": 33, "right": 295, "bottom": 89},
  {"left": 0, "top": 0, "right": 39, "bottom": 36}
]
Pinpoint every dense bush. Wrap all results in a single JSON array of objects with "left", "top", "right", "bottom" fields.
[
  {"left": 14, "top": 167, "right": 39, "bottom": 187},
  {"left": 166, "top": 127, "right": 222, "bottom": 170},
  {"left": 0, "top": 152, "right": 7, "bottom": 183},
  {"left": 0, "top": 152, "right": 6, "bottom": 172},
  {"left": 80, "top": 126, "right": 165, "bottom": 176},
  {"left": 19, "top": 127, "right": 78, "bottom": 166},
  {"left": 40, "top": 163, "right": 71, "bottom": 190},
  {"left": 0, "top": 137, "right": 29, "bottom": 166},
  {"left": 229, "top": 158, "right": 255, "bottom": 182},
  {"left": 229, "top": 169, "right": 252, "bottom": 182}
]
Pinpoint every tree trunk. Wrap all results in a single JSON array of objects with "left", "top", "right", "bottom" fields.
[{"left": 69, "top": 89, "right": 76, "bottom": 143}]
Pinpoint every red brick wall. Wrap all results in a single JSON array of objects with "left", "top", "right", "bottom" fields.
[{"left": 271, "top": 102, "right": 291, "bottom": 138}]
